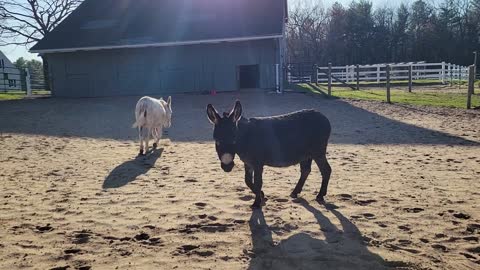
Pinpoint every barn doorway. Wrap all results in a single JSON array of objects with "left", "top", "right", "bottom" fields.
[{"left": 238, "top": 65, "right": 259, "bottom": 89}]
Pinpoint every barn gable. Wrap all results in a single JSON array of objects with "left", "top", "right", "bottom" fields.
[
  {"left": 0, "top": 51, "right": 22, "bottom": 91},
  {"left": 0, "top": 51, "right": 16, "bottom": 68}
]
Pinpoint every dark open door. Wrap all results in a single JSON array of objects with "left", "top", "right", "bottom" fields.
[{"left": 238, "top": 65, "right": 259, "bottom": 89}]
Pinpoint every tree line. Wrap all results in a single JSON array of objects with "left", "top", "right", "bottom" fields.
[
  {"left": 13, "top": 57, "right": 45, "bottom": 88},
  {"left": 2, "top": 0, "right": 479, "bottom": 75},
  {"left": 287, "top": 0, "right": 480, "bottom": 66}
]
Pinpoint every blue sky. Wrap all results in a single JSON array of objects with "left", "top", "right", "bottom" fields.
[{"left": 1, "top": 0, "right": 436, "bottom": 62}]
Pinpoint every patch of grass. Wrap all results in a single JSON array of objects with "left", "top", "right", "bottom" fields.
[
  {"left": 0, "top": 93, "right": 24, "bottom": 100},
  {"left": 0, "top": 90, "right": 50, "bottom": 100},
  {"left": 297, "top": 84, "right": 480, "bottom": 109}
]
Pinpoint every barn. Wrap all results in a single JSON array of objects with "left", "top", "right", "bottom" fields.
[
  {"left": 30, "top": 0, "right": 288, "bottom": 97},
  {"left": 0, "top": 50, "right": 22, "bottom": 91}
]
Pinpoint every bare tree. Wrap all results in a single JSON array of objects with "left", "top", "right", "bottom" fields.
[
  {"left": 0, "top": 0, "right": 82, "bottom": 46},
  {"left": 0, "top": 0, "right": 82, "bottom": 90},
  {"left": 287, "top": 0, "right": 328, "bottom": 63}
]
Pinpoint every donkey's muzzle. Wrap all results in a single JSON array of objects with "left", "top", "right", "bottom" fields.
[{"left": 221, "top": 162, "right": 235, "bottom": 172}]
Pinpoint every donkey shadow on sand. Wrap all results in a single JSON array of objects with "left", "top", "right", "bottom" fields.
[
  {"left": 248, "top": 199, "right": 410, "bottom": 270},
  {"left": 103, "top": 148, "right": 163, "bottom": 189}
]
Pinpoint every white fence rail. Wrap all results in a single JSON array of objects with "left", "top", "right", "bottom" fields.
[
  {"left": 288, "top": 75, "right": 312, "bottom": 83},
  {"left": 315, "top": 62, "right": 469, "bottom": 83}
]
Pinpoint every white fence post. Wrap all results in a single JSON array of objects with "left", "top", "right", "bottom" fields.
[
  {"left": 275, "top": 64, "right": 280, "bottom": 93},
  {"left": 346, "top": 65, "right": 350, "bottom": 83},
  {"left": 456, "top": 65, "right": 460, "bottom": 82},
  {"left": 449, "top": 63, "right": 453, "bottom": 85},
  {"left": 376, "top": 66, "right": 380, "bottom": 83},
  {"left": 457, "top": 65, "right": 461, "bottom": 89},
  {"left": 408, "top": 65, "right": 413, "bottom": 92},
  {"left": 356, "top": 64, "right": 360, "bottom": 90},
  {"left": 352, "top": 65, "right": 355, "bottom": 82},
  {"left": 386, "top": 65, "right": 391, "bottom": 103},
  {"left": 351, "top": 65, "right": 355, "bottom": 82},
  {"left": 25, "top": 68, "right": 32, "bottom": 97},
  {"left": 447, "top": 63, "right": 450, "bottom": 83},
  {"left": 441, "top": 61, "right": 445, "bottom": 83}
]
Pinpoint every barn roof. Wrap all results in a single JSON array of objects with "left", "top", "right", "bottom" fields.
[
  {"left": 0, "top": 50, "right": 15, "bottom": 67},
  {"left": 30, "top": 0, "right": 287, "bottom": 53}
]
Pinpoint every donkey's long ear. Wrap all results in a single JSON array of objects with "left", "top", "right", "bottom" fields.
[
  {"left": 229, "top": 100, "right": 242, "bottom": 123},
  {"left": 167, "top": 96, "right": 172, "bottom": 108},
  {"left": 207, "top": 104, "right": 220, "bottom": 125}
]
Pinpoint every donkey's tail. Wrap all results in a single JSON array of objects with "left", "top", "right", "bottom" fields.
[{"left": 132, "top": 102, "right": 148, "bottom": 128}]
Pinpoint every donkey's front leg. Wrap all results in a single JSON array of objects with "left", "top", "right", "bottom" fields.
[
  {"left": 245, "top": 164, "right": 265, "bottom": 200},
  {"left": 244, "top": 164, "right": 254, "bottom": 193},
  {"left": 251, "top": 166, "right": 264, "bottom": 208}
]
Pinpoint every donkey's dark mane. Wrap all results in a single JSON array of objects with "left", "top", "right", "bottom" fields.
[{"left": 238, "top": 109, "right": 316, "bottom": 123}]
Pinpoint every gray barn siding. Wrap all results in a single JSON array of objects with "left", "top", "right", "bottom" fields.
[{"left": 47, "top": 39, "right": 278, "bottom": 97}]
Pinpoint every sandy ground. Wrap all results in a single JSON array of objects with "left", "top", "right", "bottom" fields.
[{"left": 0, "top": 91, "right": 479, "bottom": 270}]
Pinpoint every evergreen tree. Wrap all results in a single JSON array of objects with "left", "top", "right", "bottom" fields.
[{"left": 392, "top": 3, "right": 410, "bottom": 62}]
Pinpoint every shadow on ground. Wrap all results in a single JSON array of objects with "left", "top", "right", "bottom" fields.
[
  {"left": 248, "top": 199, "right": 413, "bottom": 270},
  {"left": 0, "top": 92, "right": 478, "bottom": 145},
  {"left": 103, "top": 148, "right": 163, "bottom": 189}
]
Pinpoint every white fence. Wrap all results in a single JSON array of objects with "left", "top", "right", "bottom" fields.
[
  {"left": 316, "top": 62, "right": 469, "bottom": 84},
  {"left": 288, "top": 75, "right": 312, "bottom": 83},
  {"left": 1, "top": 66, "right": 22, "bottom": 91}
]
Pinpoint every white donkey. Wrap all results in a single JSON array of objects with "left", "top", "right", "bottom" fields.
[{"left": 133, "top": 96, "right": 172, "bottom": 156}]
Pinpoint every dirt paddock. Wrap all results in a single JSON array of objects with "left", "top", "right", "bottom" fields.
[{"left": 0, "top": 91, "right": 479, "bottom": 270}]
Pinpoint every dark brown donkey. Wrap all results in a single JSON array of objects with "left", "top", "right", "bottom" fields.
[{"left": 207, "top": 101, "right": 332, "bottom": 208}]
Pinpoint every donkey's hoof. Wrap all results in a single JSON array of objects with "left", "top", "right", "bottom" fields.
[
  {"left": 251, "top": 196, "right": 263, "bottom": 208},
  {"left": 290, "top": 192, "right": 299, "bottom": 198},
  {"left": 316, "top": 196, "right": 325, "bottom": 204},
  {"left": 138, "top": 150, "right": 145, "bottom": 156},
  {"left": 250, "top": 202, "right": 262, "bottom": 209},
  {"left": 153, "top": 143, "right": 158, "bottom": 149}
]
